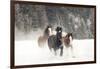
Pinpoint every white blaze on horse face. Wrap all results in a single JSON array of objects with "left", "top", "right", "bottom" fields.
[
  {"left": 48, "top": 28, "right": 52, "bottom": 36},
  {"left": 58, "top": 30, "right": 61, "bottom": 33},
  {"left": 69, "top": 36, "right": 73, "bottom": 45}
]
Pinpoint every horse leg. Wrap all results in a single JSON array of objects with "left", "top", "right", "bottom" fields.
[
  {"left": 70, "top": 45, "right": 75, "bottom": 58},
  {"left": 60, "top": 46, "right": 63, "bottom": 56}
]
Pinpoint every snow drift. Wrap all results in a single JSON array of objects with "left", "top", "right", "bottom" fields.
[{"left": 15, "top": 38, "right": 94, "bottom": 65}]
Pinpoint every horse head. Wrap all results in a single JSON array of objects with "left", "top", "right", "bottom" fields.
[
  {"left": 55, "top": 26, "right": 62, "bottom": 39},
  {"left": 44, "top": 25, "right": 52, "bottom": 37},
  {"left": 56, "top": 27, "right": 62, "bottom": 33},
  {"left": 64, "top": 33, "right": 73, "bottom": 45}
]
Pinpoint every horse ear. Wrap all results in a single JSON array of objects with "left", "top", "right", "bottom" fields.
[
  {"left": 56, "top": 27, "right": 62, "bottom": 31},
  {"left": 46, "top": 25, "right": 52, "bottom": 29},
  {"left": 60, "top": 27, "right": 62, "bottom": 32}
]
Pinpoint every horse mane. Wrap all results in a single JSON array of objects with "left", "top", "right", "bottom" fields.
[
  {"left": 65, "top": 33, "right": 73, "bottom": 40},
  {"left": 44, "top": 25, "right": 52, "bottom": 37}
]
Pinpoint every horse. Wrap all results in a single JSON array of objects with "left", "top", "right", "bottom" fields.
[
  {"left": 48, "top": 27, "right": 64, "bottom": 56},
  {"left": 62, "top": 33, "right": 75, "bottom": 57},
  {"left": 38, "top": 25, "right": 52, "bottom": 47},
  {"left": 63, "top": 33, "right": 73, "bottom": 46}
]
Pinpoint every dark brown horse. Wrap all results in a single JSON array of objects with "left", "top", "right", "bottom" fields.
[
  {"left": 48, "top": 27, "right": 63, "bottom": 56},
  {"left": 38, "top": 26, "right": 52, "bottom": 47}
]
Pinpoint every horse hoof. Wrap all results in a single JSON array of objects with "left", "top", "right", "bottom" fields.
[
  {"left": 72, "top": 56, "right": 75, "bottom": 58},
  {"left": 60, "top": 54, "right": 63, "bottom": 56}
]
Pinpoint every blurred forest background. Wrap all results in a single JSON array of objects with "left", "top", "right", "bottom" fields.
[{"left": 15, "top": 3, "right": 95, "bottom": 39}]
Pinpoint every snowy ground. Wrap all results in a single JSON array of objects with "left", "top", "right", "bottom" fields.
[{"left": 15, "top": 38, "right": 94, "bottom": 65}]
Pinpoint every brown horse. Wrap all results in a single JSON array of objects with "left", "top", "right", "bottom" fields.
[
  {"left": 38, "top": 26, "right": 52, "bottom": 47},
  {"left": 63, "top": 33, "right": 73, "bottom": 46},
  {"left": 62, "top": 33, "right": 75, "bottom": 57}
]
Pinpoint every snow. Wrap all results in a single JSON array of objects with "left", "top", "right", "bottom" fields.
[{"left": 15, "top": 39, "right": 94, "bottom": 65}]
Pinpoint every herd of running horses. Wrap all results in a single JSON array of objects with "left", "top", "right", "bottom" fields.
[{"left": 38, "top": 25, "right": 74, "bottom": 57}]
